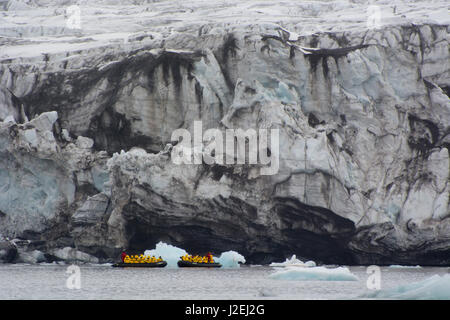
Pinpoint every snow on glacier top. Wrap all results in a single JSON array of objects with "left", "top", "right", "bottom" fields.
[{"left": 0, "top": 0, "right": 448, "bottom": 59}]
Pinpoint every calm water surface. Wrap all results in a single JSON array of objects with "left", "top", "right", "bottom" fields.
[{"left": 0, "top": 264, "right": 448, "bottom": 299}]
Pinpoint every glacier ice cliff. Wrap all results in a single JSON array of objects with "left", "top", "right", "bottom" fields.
[{"left": 0, "top": 0, "right": 449, "bottom": 265}]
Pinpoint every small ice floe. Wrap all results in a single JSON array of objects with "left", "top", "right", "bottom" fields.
[
  {"left": 270, "top": 266, "right": 358, "bottom": 281},
  {"left": 257, "top": 288, "right": 276, "bottom": 297},
  {"left": 39, "top": 261, "right": 65, "bottom": 266},
  {"left": 362, "top": 274, "right": 450, "bottom": 300},
  {"left": 88, "top": 263, "right": 113, "bottom": 267},
  {"left": 269, "top": 255, "right": 316, "bottom": 268}
]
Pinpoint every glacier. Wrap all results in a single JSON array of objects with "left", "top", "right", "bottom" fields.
[{"left": 0, "top": 0, "right": 449, "bottom": 265}]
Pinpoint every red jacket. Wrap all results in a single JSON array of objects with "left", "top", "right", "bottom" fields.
[{"left": 121, "top": 252, "right": 126, "bottom": 262}]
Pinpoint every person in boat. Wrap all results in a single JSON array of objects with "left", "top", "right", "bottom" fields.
[
  {"left": 207, "top": 252, "right": 214, "bottom": 263},
  {"left": 121, "top": 251, "right": 127, "bottom": 263}
]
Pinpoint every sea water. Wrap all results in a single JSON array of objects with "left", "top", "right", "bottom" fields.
[{"left": 0, "top": 264, "right": 449, "bottom": 300}]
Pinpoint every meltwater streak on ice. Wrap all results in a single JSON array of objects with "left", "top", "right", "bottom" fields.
[
  {"left": 143, "top": 242, "right": 245, "bottom": 268},
  {"left": 361, "top": 274, "right": 450, "bottom": 300}
]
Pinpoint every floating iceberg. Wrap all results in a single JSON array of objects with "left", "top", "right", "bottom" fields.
[
  {"left": 269, "top": 255, "right": 316, "bottom": 268},
  {"left": 215, "top": 251, "right": 246, "bottom": 268},
  {"left": 270, "top": 266, "right": 358, "bottom": 281},
  {"left": 144, "top": 242, "right": 187, "bottom": 268},
  {"left": 144, "top": 242, "right": 245, "bottom": 268},
  {"left": 363, "top": 274, "right": 450, "bottom": 300}
]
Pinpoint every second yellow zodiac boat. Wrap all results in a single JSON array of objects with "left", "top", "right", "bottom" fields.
[
  {"left": 177, "top": 254, "right": 222, "bottom": 268},
  {"left": 177, "top": 260, "right": 222, "bottom": 268}
]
